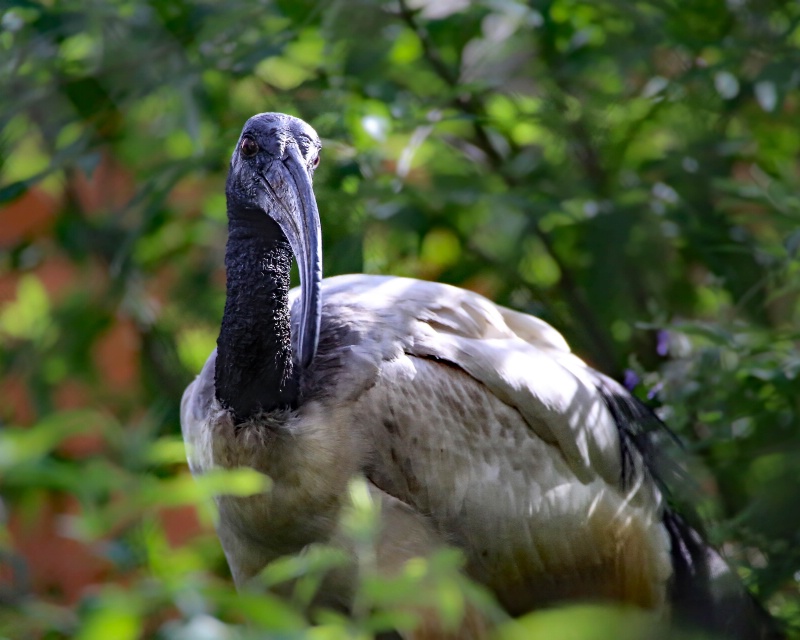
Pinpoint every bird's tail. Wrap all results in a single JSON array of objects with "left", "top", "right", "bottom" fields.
[
  {"left": 664, "top": 510, "right": 785, "bottom": 639},
  {"left": 591, "top": 372, "right": 784, "bottom": 639}
]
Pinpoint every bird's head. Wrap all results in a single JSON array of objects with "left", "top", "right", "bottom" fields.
[{"left": 225, "top": 112, "right": 323, "bottom": 370}]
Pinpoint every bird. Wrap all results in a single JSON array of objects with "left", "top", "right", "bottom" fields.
[{"left": 181, "top": 112, "right": 782, "bottom": 639}]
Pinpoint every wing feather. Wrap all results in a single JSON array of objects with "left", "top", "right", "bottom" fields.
[
  {"left": 319, "top": 275, "right": 624, "bottom": 485},
  {"left": 318, "top": 275, "right": 672, "bottom": 609}
]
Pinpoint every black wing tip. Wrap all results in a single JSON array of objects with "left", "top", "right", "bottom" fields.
[
  {"left": 591, "top": 371, "right": 679, "bottom": 491},
  {"left": 592, "top": 371, "right": 784, "bottom": 639},
  {"left": 665, "top": 510, "right": 786, "bottom": 640}
]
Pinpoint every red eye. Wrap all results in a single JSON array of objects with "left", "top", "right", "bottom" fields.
[
  {"left": 240, "top": 136, "right": 259, "bottom": 157},
  {"left": 312, "top": 154, "right": 320, "bottom": 168}
]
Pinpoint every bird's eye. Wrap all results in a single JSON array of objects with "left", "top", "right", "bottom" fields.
[
  {"left": 312, "top": 154, "right": 320, "bottom": 168},
  {"left": 240, "top": 136, "right": 259, "bottom": 157}
]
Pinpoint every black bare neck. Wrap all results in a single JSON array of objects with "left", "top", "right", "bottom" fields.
[{"left": 215, "top": 212, "right": 298, "bottom": 421}]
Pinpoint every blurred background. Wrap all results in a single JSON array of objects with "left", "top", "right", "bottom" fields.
[{"left": 1, "top": 0, "right": 799, "bottom": 637}]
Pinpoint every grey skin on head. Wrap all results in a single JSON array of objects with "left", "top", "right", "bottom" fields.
[{"left": 181, "top": 112, "right": 783, "bottom": 639}]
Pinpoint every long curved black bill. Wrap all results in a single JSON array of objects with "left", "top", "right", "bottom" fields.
[{"left": 280, "top": 144, "right": 322, "bottom": 370}]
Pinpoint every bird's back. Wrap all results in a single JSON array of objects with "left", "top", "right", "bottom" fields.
[{"left": 293, "top": 275, "right": 672, "bottom": 613}]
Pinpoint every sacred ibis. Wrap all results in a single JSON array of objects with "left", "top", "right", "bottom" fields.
[{"left": 181, "top": 112, "right": 781, "bottom": 639}]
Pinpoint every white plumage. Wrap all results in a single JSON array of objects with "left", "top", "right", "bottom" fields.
[{"left": 182, "top": 275, "right": 672, "bottom": 614}]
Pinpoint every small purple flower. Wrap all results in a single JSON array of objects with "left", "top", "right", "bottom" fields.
[
  {"left": 656, "top": 330, "right": 670, "bottom": 357},
  {"left": 623, "top": 369, "right": 640, "bottom": 391}
]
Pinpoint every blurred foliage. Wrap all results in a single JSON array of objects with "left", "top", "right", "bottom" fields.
[{"left": 1, "top": 0, "right": 800, "bottom": 637}]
